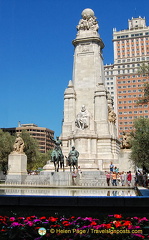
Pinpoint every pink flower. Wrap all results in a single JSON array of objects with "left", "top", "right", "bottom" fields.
[
  {"left": 139, "top": 217, "right": 148, "bottom": 222},
  {"left": 132, "top": 234, "right": 145, "bottom": 238},
  {"left": 26, "top": 221, "right": 33, "bottom": 226},
  {"left": 128, "top": 225, "right": 141, "bottom": 229},
  {"left": 9, "top": 217, "right": 15, "bottom": 222},
  {"left": 133, "top": 217, "right": 139, "bottom": 220},
  {"left": 10, "top": 222, "right": 23, "bottom": 227}
]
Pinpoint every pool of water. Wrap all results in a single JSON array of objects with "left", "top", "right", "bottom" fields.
[{"left": 0, "top": 188, "right": 138, "bottom": 196}]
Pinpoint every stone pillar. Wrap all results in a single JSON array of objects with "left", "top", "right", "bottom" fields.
[
  {"left": 5, "top": 153, "right": 27, "bottom": 184},
  {"left": 94, "top": 83, "right": 109, "bottom": 136}
]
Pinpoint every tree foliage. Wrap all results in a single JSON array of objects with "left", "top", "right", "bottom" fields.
[
  {"left": 137, "top": 63, "right": 149, "bottom": 104},
  {"left": 130, "top": 117, "right": 149, "bottom": 170},
  {"left": 20, "top": 130, "right": 41, "bottom": 170},
  {"left": 0, "top": 129, "right": 50, "bottom": 172},
  {"left": 0, "top": 129, "right": 15, "bottom": 172}
]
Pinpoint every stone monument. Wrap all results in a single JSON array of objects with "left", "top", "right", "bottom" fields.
[
  {"left": 60, "top": 8, "right": 120, "bottom": 170},
  {"left": 5, "top": 134, "right": 27, "bottom": 184}
]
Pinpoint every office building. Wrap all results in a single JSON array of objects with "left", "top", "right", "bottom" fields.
[
  {"left": 2, "top": 123, "right": 54, "bottom": 153},
  {"left": 105, "top": 17, "right": 149, "bottom": 138}
]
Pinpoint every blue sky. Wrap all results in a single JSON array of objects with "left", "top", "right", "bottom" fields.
[{"left": 0, "top": 0, "right": 149, "bottom": 137}]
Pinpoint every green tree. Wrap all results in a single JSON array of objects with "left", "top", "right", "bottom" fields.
[
  {"left": 20, "top": 130, "right": 39, "bottom": 170},
  {"left": 130, "top": 117, "right": 149, "bottom": 170},
  {"left": 20, "top": 130, "right": 52, "bottom": 170},
  {"left": 137, "top": 63, "right": 149, "bottom": 104},
  {"left": 0, "top": 129, "right": 14, "bottom": 173},
  {"left": 33, "top": 150, "right": 52, "bottom": 171}
]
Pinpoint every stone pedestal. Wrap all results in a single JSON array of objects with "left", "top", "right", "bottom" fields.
[
  {"left": 5, "top": 153, "right": 27, "bottom": 184},
  {"left": 119, "top": 149, "right": 134, "bottom": 172}
]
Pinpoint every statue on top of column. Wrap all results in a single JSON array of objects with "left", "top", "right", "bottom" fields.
[{"left": 77, "top": 8, "right": 99, "bottom": 32}]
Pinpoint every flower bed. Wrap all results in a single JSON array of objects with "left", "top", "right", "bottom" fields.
[{"left": 0, "top": 214, "right": 149, "bottom": 239}]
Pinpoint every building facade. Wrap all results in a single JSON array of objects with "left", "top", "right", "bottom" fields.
[
  {"left": 2, "top": 123, "right": 54, "bottom": 153},
  {"left": 104, "top": 17, "right": 149, "bottom": 138}
]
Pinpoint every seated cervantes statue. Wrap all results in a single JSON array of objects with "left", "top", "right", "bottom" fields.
[
  {"left": 75, "top": 105, "right": 90, "bottom": 129},
  {"left": 13, "top": 134, "right": 25, "bottom": 154}
]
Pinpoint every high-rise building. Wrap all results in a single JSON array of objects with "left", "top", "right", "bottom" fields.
[
  {"left": 2, "top": 123, "right": 54, "bottom": 153},
  {"left": 104, "top": 17, "right": 149, "bottom": 138}
]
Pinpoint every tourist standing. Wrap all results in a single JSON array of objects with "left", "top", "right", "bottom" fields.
[
  {"left": 117, "top": 172, "right": 121, "bottom": 186},
  {"left": 109, "top": 162, "right": 114, "bottom": 172},
  {"left": 77, "top": 166, "right": 82, "bottom": 179},
  {"left": 143, "top": 171, "right": 148, "bottom": 187},
  {"left": 112, "top": 172, "right": 117, "bottom": 186},
  {"left": 72, "top": 171, "right": 77, "bottom": 185},
  {"left": 113, "top": 166, "right": 119, "bottom": 173},
  {"left": 105, "top": 171, "right": 111, "bottom": 186},
  {"left": 127, "top": 171, "right": 132, "bottom": 186},
  {"left": 120, "top": 171, "right": 126, "bottom": 186}
]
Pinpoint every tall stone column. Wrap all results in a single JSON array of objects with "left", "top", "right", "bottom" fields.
[{"left": 60, "top": 8, "right": 120, "bottom": 170}]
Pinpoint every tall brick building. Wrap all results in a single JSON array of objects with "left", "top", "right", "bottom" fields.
[{"left": 104, "top": 17, "right": 149, "bottom": 138}]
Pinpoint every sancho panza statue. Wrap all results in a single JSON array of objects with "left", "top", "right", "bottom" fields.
[{"left": 75, "top": 105, "right": 90, "bottom": 129}]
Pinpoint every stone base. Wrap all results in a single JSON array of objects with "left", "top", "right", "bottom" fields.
[
  {"left": 5, "top": 174, "right": 27, "bottom": 184},
  {"left": 25, "top": 171, "right": 106, "bottom": 187},
  {"left": 5, "top": 153, "right": 27, "bottom": 184},
  {"left": 29, "top": 170, "right": 79, "bottom": 187},
  {"left": 119, "top": 149, "right": 134, "bottom": 172}
]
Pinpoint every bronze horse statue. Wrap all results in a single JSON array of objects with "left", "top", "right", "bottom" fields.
[
  {"left": 51, "top": 148, "right": 64, "bottom": 172},
  {"left": 66, "top": 155, "right": 78, "bottom": 172}
]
